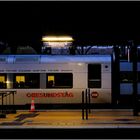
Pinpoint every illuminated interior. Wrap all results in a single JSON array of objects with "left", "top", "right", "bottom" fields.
[
  {"left": 47, "top": 75, "right": 55, "bottom": 87},
  {"left": 48, "top": 75, "right": 55, "bottom": 82},
  {"left": 16, "top": 76, "right": 25, "bottom": 83},
  {"left": 0, "top": 76, "right": 5, "bottom": 82},
  {"left": 43, "top": 42, "right": 72, "bottom": 48}
]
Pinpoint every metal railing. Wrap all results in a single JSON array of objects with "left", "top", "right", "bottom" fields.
[
  {"left": 82, "top": 88, "right": 91, "bottom": 120},
  {"left": 0, "top": 90, "right": 17, "bottom": 118}
]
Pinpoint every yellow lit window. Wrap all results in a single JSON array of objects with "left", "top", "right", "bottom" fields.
[
  {"left": 16, "top": 76, "right": 25, "bottom": 83},
  {"left": 47, "top": 75, "right": 55, "bottom": 87},
  {"left": 0, "top": 76, "right": 5, "bottom": 82},
  {"left": 48, "top": 75, "right": 54, "bottom": 82}
]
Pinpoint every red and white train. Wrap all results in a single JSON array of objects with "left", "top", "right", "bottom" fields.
[{"left": 0, "top": 54, "right": 112, "bottom": 106}]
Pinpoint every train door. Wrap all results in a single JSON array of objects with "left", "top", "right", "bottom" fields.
[
  {"left": 87, "top": 64, "right": 101, "bottom": 103},
  {"left": 87, "top": 63, "right": 112, "bottom": 104},
  {"left": 88, "top": 64, "right": 101, "bottom": 89}
]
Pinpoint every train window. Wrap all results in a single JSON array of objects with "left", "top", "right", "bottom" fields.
[
  {"left": 46, "top": 73, "right": 73, "bottom": 88},
  {"left": 88, "top": 64, "right": 101, "bottom": 88},
  {"left": 0, "top": 74, "right": 6, "bottom": 88},
  {"left": 13, "top": 73, "right": 40, "bottom": 89},
  {"left": 16, "top": 76, "right": 25, "bottom": 83},
  {"left": 120, "top": 72, "right": 133, "bottom": 83}
]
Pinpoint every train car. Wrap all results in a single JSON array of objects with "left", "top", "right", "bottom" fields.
[{"left": 0, "top": 54, "right": 112, "bottom": 108}]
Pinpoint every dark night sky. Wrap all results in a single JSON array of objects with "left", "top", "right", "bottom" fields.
[{"left": 0, "top": 1, "right": 140, "bottom": 51}]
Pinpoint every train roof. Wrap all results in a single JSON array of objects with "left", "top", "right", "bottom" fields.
[{"left": 0, "top": 55, "right": 111, "bottom": 64}]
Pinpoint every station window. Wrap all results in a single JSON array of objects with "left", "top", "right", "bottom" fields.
[
  {"left": 13, "top": 73, "right": 40, "bottom": 89},
  {"left": 119, "top": 46, "right": 132, "bottom": 62},
  {"left": 137, "top": 47, "right": 140, "bottom": 62},
  {"left": 88, "top": 64, "right": 101, "bottom": 88},
  {"left": 120, "top": 72, "right": 133, "bottom": 83},
  {"left": 0, "top": 74, "right": 6, "bottom": 88},
  {"left": 137, "top": 72, "right": 140, "bottom": 82},
  {"left": 46, "top": 73, "right": 73, "bottom": 88}
]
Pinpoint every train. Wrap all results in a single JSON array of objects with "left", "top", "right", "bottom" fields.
[
  {"left": 0, "top": 51, "right": 139, "bottom": 109},
  {"left": 0, "top": 54, "right": 112, "bottom": 107}
]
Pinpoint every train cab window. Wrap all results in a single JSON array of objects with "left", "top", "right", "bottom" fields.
[
  {"left": 88, "top": 64, "right": 101, "bottom": 88},
  {"left": 120, "top": 72, "right": 133, "bottom": 83},
  {"left": 0, "top": 75, "right": 6, "bottom": 88},
  {"left": 13, "top": 73, "right": 40, "bottom": 89},
  {"left": 46, "top": 73, "right": 73, "bottom": 88}
]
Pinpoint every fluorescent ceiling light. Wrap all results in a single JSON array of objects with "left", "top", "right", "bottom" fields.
[{"left": 42, "top": 36, "right": 73, "bottom": 42}]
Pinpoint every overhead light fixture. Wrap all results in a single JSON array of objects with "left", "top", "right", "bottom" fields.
[{"left": 42, "top": 36, "right": 74, "bottom": 42}]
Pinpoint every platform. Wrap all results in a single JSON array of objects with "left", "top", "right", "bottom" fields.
[
  {"left": 0, "top": 109, "right": 140, "bottom": 128},
  {"left": 0, "top": 109, "right": 140, "bottom": 138}
]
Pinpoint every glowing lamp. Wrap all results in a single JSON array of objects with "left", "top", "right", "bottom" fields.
[{"left": 42, "top": 36, "right": 74, "bottom": 42}]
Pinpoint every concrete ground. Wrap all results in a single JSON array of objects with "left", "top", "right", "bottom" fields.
[{"left": 0, "top": 109, "right": 140, "bottom": 128}]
